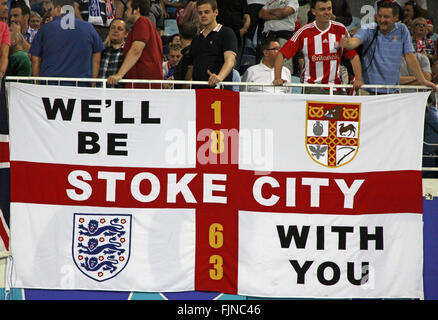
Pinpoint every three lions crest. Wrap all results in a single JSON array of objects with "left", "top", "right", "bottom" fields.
[{"left": 72, "top": 214, "right": 132, "bottom": 282}]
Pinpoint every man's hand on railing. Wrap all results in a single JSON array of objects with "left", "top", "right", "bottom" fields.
[
  {"left": 352, "top": 78, "right": 363, "bottom": 91},
  {"left": 107, "top": 74, "right": 123, "bottom": 86},
  {"left": 272, "top": 78, "right": 287, "bottom": 86},
  {"left": 207, "top": 70, "right": 223, "bottom": 87},
  {"left": 421, "top": 79, "right": 438, "bottom": 91}
]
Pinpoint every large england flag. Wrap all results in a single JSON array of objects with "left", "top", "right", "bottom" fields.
[{"left": 6, "top": 82, "right": 427, "bottom": 298}]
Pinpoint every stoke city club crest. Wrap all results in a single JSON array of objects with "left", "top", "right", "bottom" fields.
[
  {"left": 72, "top": 213, "right": 132, "bottom": 282},
  {"left": 305, "top": 101, "right": 361, "bottom": 168}
]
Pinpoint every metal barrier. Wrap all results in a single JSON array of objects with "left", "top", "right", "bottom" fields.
[
  {"left": 4, "top": 76, "right": 434, "bottom": 94},
  {"left": 4, "top": 76, "right": 437, "bottom": 172}
]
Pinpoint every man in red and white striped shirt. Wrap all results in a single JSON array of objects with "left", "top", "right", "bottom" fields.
[{"left": 273, "top": 0, "right": 362, "bottom": 94}]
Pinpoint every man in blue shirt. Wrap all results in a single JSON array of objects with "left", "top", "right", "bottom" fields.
[
  {"left": 340, "top": 1, "right": 436, "bottom": 93},
  {"left": 30, "top": 0, "right": 104, "bottom": 83}
]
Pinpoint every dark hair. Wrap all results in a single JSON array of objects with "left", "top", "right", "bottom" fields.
[
  {"left": 178, "top": 21, "right": 198, "bottom": 40},
  {"left": 129, "top": 0, "right": 150, "bottom": 17},
  {"left": 310, "top": 0, "right": 330, "bottom": 9},
  {"left": 196, "top": 0, "right": 217, "bottom": 11},
  {"left": 261, "top": 37, "right": 279, "bottom": 52},
  {"left": 10, "top": 0, "right": 30, "bottom": 16},
  {"left": 377, "top": 1, "right": 400, "bottom": 18}
]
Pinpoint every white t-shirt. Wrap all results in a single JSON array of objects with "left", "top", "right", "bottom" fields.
[
  {"left": 242, "top": 61, "right": 291, "bottom": 93},
  {"left": 262, "top": 0, "right": 299, "bottom": 33}
]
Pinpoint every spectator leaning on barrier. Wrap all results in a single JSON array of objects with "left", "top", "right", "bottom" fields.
[
  {"left": 10, "top": 0, "right": 31, "bottom": 52},
  {"left": 340, "top": 1, "right": 436, "bottom": 94},
  {"left": 107, "top": 0, "right": 164, "bottom": 88},
  {"left": 273, "top": 0, "right": 362, "bottom": 95},
  {"left": 0, "top": 0, "right": 9, "bottom": 79},
  {"left": 98, "top": 18, "right": 127, "bottom": 88},
  {"left": 242, "top": 37, "right": 291, "bottom": 93},
  {"left": 30, "top": 0, "right": 105, "bottom": 81},
  {"left": 185, "top": 0, "right": 237, "bottom": 88}
]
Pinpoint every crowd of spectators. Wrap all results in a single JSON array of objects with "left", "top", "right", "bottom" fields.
[{"left": 0, "top": 0, "right": 437, "bottom": 93}]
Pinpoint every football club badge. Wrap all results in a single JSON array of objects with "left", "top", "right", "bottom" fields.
[
  {"left": 305, "top": 101, "right": 361, "bottom": 168},
  {"left": 72, "top": 214, "right": 132, "bottom": 282}
]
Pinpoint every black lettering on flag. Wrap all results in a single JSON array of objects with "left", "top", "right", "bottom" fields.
[
  {"left": 42, "top": 98, "right": 75, "bottom": 121},
  {"left": 289, "top": 260, "right": 313, "bottom": 284},
  {"left": 277, "top": 225, "right": 310, "bottom": 249},
  {"left": 81, "top": 100, "right": 102, "bottom": 122},
  {"left": 78, "top": 131, "right": 100, "bottom": 154},
  {"left": 141, "top": 101, "right": 160, "bottom": 124},
  {"left": 317, "top": 226, "right": 324, "bottom": 250},
  {"left": 331, "top": 226, "right": 354, "bottom": 250},
  {"left": 317, "top": 262, "right": 340, "bottom": 286},
  {"left": 115, "top": 101, "right": 135, "bottom": 124},
  {"left": 347, "top": 262, "right": 369, "bottom": 286},
  {"left": 360, "top": 226, "right": 384, "bottom": 250},
  {"left": 108, "top": 133, "right": 128, "bottom": 156}
]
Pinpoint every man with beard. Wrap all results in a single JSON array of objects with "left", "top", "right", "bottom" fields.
[{"left": 340, "top": 1, "right": 436, "bottom": 93}]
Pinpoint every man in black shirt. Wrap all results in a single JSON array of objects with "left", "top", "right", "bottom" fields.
[{"left": 185, "top": 0, "right": 237, "bottom": 88}]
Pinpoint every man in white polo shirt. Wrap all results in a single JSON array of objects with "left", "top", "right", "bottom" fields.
[{"left": 242, "top": 38, "right": 291, "bottom": 93}]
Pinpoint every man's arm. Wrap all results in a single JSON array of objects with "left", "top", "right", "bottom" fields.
[
  {"left": 107, "top": 40, "right": 145, "bottom": 85},
  {"left": 240, "top": 13, "right": 250, "bottom": 37},
  {"left": 349, "top": 54, "right": 363, "bottom": 91},
  {"left": 400, "top": 72, "right": 432, "bottom": 85},
  {"left": 31, "top": 55, "right": 41, "bottom": 77},
  {"left": 405, "top": 52, "right": 437, "bottom": 89},
  {"left": 259, "top": 6, "right": 294, "bottom": 21},
  {"left": 340, "top": 36, "right": 361, "bottom": 51},
  {"left": 92, "top": 52, "right": 101, "bottom": 78},
  {"left": 183, "top": 65, "right": 193, "bottom": 89},
  {"left": 207, "top": 51, "right": 236, "bottom": 86},
  {"left": 273, "top": 51, "right": 287, "bottom": 86}
]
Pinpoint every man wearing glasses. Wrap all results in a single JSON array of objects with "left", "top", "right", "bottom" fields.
[{"left": 242, "top": 38, "right": 291, "bottom": 93}]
